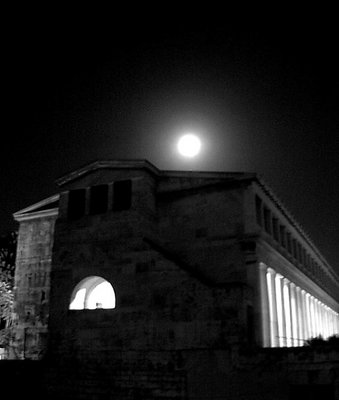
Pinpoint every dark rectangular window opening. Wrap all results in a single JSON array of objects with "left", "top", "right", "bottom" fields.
[
  {"left": 292, "top": 239, "right": 298, "bottom": 259},
  {"left": 272, "top": 217, "right": 279, "bottom": 241},
  {"left": 263, "top": 207, "right": 271, "bottom": 234},
  {"left": 68, "top": 188, "right": 86, "bottom": 220},
  {"left": 113, "top": 180, "right": 132, "bottom": 211},
  {"left": 279, "top": 225, "right": 286, "bottom": 248},
  {"left": 286, "top": 232, "right": 292, "bottom": 254},
  {"left": 302, "top": 248, "right": 306, "bottom": 266},
  {"left": 255, "top": 195, "right": 262, "bottom": 226},
  {"left": 297, "top": 242, "right": 302, "bottom": 263},
  {"left": 310, "top": 258, "right": 315, "bottom": 274},
  {"left": 89, "top": 184, "right": 108, "bottom": 215}
]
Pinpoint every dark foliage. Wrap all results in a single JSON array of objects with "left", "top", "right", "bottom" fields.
[
  {"left": 0, "top": 231, "right": 17, "bottom": 347},
  {"left": 305, "top": 335, "right": 339, "bottom": 350},
  {"left": 0, "top": 231, "right": 17, "bottom": 284}
]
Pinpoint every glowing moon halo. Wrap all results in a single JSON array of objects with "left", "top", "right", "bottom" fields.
[{"left": 177, "top": 134, "right": 201, "bottom": 158}]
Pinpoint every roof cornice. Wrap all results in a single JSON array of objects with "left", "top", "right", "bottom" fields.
[
  {"left": 55, "top": 159, "right": 161, "bottom": 187},
  {"left": 13, "top": 194, "right": 59, "bottom": 222},
  {"left": 254, "top": 176, "right": 339, "bottom": 282},
  {"left": 14, "top": 208, "right": 59, "bottom": 222}
]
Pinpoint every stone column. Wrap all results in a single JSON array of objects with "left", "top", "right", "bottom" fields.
[
  {"left": 266, "top": 268, "right": 279, "bottom": 347},
  {"left": 320, "top": 302, "right": 325, "bottom": 338},
  {"left": 330, "top": 310, "right": 334, "bottom": 336},
  {"left": 305, "top": 293, "right": 312, "bottom": 340},
  {"left": 283, "top": 278, "right": 292, "bottom": 347},
  {"left": 301, "top": 290, "right": 308, "bottom": 343},
  {"left": 315, "top": 300, "right": 321, "bottom": 337},
  {"left": 296, "top": 286, "right": 304, "bottom": 346},
  {"left": 314, "top": 298, "right": 319, "bottom": 337},
  {"left": 275, "top": 273, "right": 286, "bottom": 347},
  {"left": 295, "top": 286, "right": 303, "bottom": 346},
  {"left": 334, "top": 312, "right": 337, "bottom": 335},
  {"left": 324, "top": 306, "right": 330, "bottom": 338},
  {"left": 259, "top": 263, "right": 270, "bottom": 347},
  {"left": 329, "top": 308, "right": 333, "bottom": 337},
  {"left": 290, "top": 283, "right": 298, "bottom": 346},
  {"left": 314, "top": 298, "right": 320, "bottom": 337},
  {"left": 310, "top": 296, "right": 316, "bottom": 338}
]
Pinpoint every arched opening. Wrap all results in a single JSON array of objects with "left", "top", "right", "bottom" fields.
[{"left": 69, "top": 276, "right": 116, "bottom": 310}]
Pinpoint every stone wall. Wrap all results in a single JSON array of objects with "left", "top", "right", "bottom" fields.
[
  {"left": 157, "top": 184, "right": 248, "bottom": 284},
  {"left": 48, "top": 240, "right": 245, "bottom": 357},
  {"left": 1, "top": 347, "right": 338, "bottom": 399},
  {"left": 10, "top": 214, "right": 57, "bottom": 359},
  {"left": 47, "top": 173, "right": 253, "bottom": 362}
]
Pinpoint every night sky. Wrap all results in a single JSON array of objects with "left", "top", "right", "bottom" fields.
[{"left": 2, "top": 14, "right": 339, "bottom": 272}]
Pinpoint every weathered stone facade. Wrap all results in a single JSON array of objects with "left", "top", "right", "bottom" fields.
[
  {"left": 6, "top": 160, "right": 339, "bottom": 399},
  {"left": 10, "top": 197, "right": 58, "bottom": 359}
]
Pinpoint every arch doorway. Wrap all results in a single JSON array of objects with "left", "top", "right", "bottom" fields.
[{"left": 69, "top": 276, "right": 116, "bottom": 310}]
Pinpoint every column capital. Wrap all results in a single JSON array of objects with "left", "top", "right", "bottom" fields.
[
  {"left": 267, "top": 267, "right": 276, "bottom": 275},
  {"left": 259, "top": 262, "right": 268, "bottom": 271}
]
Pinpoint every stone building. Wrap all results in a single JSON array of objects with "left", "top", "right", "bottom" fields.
[{"left": 5, "top": 159, "right": 339, "bottom": 399}]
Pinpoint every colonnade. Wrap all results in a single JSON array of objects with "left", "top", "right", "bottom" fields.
[{"left": 260, "top": 263, "right": 339, "bottom": 347}]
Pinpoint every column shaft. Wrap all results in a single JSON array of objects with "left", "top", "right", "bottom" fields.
[
  {"left": 290, "top": 283, "right": 298, "bottom": 346},
  {"left": 259, "top": 263, "right": 270, "bottom": 347},
  {"left": 283, "top": 279, "right": 292, "bottom": 347},
  {"left": 301, "top": 290, "right": 308, "bottom": 343},
  {"left": 267, "top": 268, "right": 279, "bottom": 347},
  {"left": 275, "top": 274, "right": 286, "bottom": 347}
]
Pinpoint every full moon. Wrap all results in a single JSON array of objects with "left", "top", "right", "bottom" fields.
[{"left": 177, "top": 134, "right": 201, "bottom": 158}]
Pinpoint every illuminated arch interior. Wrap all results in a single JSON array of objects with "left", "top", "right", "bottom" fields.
[{"left": 69, "top": 276, "right": 116, "bottom": 310}]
